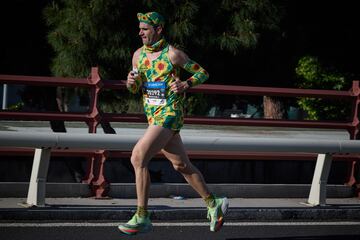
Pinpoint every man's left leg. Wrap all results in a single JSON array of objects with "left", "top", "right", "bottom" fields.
[{"left": 161, "top": 133, "right": 229, "bottom": 232}]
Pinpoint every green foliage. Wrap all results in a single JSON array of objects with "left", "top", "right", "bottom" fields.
[
  {"left": 126, "top": 95, "right": 144, "bottom": 113},
  {"left": 43, "top": 0, "right": 282, "bottom": 113},
  {"left": 185, "top": 93, "right": 209, "bottom": 116},
  {"left": 216, "top": 0, "right": 282, "bottom": 54},
  {"left": 98, "top": 90, "right": 143, "bottom": 114},
  {"left": 7, "top": 102, "right": 24, "bottom": 111},
  {"left": 295, "top": 56, "right": 351, "bottom": 120},
  {"left": 44, "top": 0, "right": 137, "bottom": 79},
  {"left": 44, "top": 0, "right": 140, "bottom": 111},
  {"left": 44, "top": 0, "right": 282, "bottom": 75}
]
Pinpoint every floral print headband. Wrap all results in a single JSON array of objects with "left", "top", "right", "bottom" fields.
[{"left": 137, "top": 12, "right": 165, "bottom": 27}]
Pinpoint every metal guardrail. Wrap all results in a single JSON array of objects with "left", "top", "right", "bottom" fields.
[
  {"left": 1, "top": 131, "right": 360, "bottom": 153},
  {"left": 1, "top": 131, "right": 360, "bottom": 207},
  {"left": 1, "top": 68, "right": 359, "bottom": 137},
  {"left": 0, "top": 67, "right": 359, "bottom": 198},
  {"left": 103, "top": 78, "right": 360, "bottom": 139}
]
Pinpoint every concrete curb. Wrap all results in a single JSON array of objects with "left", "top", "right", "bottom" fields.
[
  {"left": 0, "top": 183, "right": 354, "bottom": 198},
  {"left": 2, "top": 207, "right": 360, "bottom": 221}
]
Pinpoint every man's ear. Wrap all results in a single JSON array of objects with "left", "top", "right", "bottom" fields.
[{"left": 156, "top": 25, "right": 163, "bottom": 35}]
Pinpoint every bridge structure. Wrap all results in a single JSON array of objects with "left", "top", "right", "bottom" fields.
[{"left": 0, "top": 68, "right": 359, "bottom": 198}]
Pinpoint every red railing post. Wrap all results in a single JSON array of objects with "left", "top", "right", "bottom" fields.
[
  {"left": 82, "top": 67, "right": 101, "bottom": 185},
  {"left": 81, "top": 67, "right": 109, "bottom": 198},
  {"left": 86, "top": 66, "right": 102, "bottom": 133},
  {"left": 350, "top": 80, "right": 360, "bottom": 140},
  {"left": 345, "top": 81, "right": 360, "bottom": 194},
  {"left": 90, "top": 150, "right": 110, "bottom": 198}
]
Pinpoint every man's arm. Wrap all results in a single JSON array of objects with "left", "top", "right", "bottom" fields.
[
  {"left": 169, "top": 46, "right": 209, "bottom": 91},
  {"left": 127, "top": 48, "right": 143, "bottom": 94}
]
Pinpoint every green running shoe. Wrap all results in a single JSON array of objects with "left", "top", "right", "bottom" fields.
[
  {"left": 207, "top": 197, "right": 229, "bottom": 232},
  {"left": 118, "top": 213, "right": 152, "bottom": 235}
]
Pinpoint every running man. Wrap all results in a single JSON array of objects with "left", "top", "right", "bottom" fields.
[{"left": 118, "top": 12, "right": 228, "bottom": 235}]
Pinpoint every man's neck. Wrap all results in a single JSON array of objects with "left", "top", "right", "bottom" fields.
[{"left": 144, "top": 38, "right": 166, "bottom": 53}]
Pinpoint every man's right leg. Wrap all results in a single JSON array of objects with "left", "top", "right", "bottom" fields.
[{"left": 119, "top": 125, "right": 175, "bottom": 235}]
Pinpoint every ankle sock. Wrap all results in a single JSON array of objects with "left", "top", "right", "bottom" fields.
[
  {"left": 204, "top": 193, "right": 216, "bottom": 208},
  {"left": 136, "top": 206, "right": 148, "bottom": 217}
]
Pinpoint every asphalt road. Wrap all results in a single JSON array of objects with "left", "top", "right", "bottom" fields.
[{"left": 1, "top": 221, "right": 360, "bottom": 240}]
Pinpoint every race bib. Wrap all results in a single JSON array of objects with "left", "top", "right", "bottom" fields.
[{"left": 143, "top": 82, "right": 167, "bottom": 106}]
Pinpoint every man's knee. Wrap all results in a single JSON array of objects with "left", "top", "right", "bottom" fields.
[
  {"left": 130, "top": 148, "right": 146, "bottom": 169},
  {"left": 172, "top": 162, "right": 189, "bottom": 173}
]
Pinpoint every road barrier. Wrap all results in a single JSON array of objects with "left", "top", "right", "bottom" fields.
[
  {"left": 0, "top": 68, "right": 359, "bottom": 198},
  {"left": 0, "top": 131, "right": 360, "bottom": 207}
]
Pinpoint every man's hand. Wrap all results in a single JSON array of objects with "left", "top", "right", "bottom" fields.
[
  {"left": 170, "top": 74, "right": 189, "bottom": 93},
  {"left": 127, "top": 70, "right": 138, "bottom": 88}
]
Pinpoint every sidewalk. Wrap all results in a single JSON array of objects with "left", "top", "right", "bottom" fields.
[{"left": 1, "top": 197, "right": 360, "bottom": 222}]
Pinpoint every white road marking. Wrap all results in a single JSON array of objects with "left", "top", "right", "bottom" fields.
[{"left": 1, "top": 222, "right": 360, "bottom": 227}]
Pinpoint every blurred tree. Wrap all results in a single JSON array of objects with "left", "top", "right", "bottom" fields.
[
  {"left": 43, "top": 0, "right": 142, "bottom": 117},
  {"left": 139, "top": 0, "right": 283, "bottom": 116},
  {"left": 43, "top": 0, "right": 283, "bottom": 115},
  {"left": 44, "top": 0, "right": 282, "bottom": 77},
  {"left": 44, "top": 0, "right": 139, "bottom": 79},
  {"left": 143, "top": 0, "right": 282, "bottom": 60},
  {"left": 295, "top": 56, "right": 352, "bottom": 120}
]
